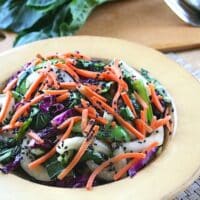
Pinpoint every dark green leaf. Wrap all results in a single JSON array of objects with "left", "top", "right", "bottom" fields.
[
  {"left": 0, "top": 0, "right": 46, "bottom": 32},
  {"left": 30, "top": 111, "right": 50, "bottom": 130},
  {"left": 12, "top": 91, "right": 23, "bottom": 102},
  {"left": 81, "top": 149, "right": 105, "bottom": 164},
  {"left": 120, "top": 106, "right": 134, "bottom": 121}
]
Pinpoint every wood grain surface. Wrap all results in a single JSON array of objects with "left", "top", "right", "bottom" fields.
[{"left": 1, "top": 0, "right": 200, "bottom": 53}]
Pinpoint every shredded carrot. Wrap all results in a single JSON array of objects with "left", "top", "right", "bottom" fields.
[
  {"left": 48, "top": 71, "right": 60, "bottom": 89},
  {"left": 150, "top": 116, "right": 157, "bottom": 129},
  {"left": 135, "top": 119, "right": 153, "bottom": 135},
  {"left": 0, "top": 122, "right": 23, "bottom": 134},
  {"left": 57, "top": 125, "right": 99, "bottom": 180},
  {"left": 58, "top": 116, "right": 81, "bottom": 129},
  {"left": 81, "top": 98, "right": 90, "bottom": 108},
  {"left": 114, "top": 142, "right": 158, "bottom": 180},
  {"left": 152, "top": 115, "right": 171, "bottom": 130},
  {"left": 10, "top": 94, "right": 45, "bottom": 126},
  {"left": 24, "top": 73, "right": 46, "bottom": 101},
  {"left": 140, "top": 109, "right": 147, "bottom": 122},
  {"left": 86, "top": 152, "right": 146, "bottom": 190},
  {"left": 165, "top": 107, "right": 172, "bottom": 132},
  {"left": 28, "top": 130, "right": 44, "bottom": 144},
  {"left": 64, "top": 52, "right": 91, "bottom": 60},
  {"left": 112, "top": 84, "right": 121, "bottom": 111},
  {"left": 149, "top": 84, "right": 164, "bottom": 113},
  {"left": 135, "top": 119, "right": 146, "bottom": 135},
  {"left": 77, "top": 84, "right": 107, "bottom": 102},
  {"left": 55, "top": 63, "right": 80, "bottom": 82},
  {"left": 43, "top": 89, "right": 69, "bottom": 95},
  {"left": 74, "top": 106, "right": 108, "bottom": 125},
  {"left": 67, "top": 63, "right": 100, "bottom": 79},
  {"left": 83, "top": 119, "right": 95, "bottom": 135},
  {"left": 121, "top": 92, "right": 137, "bottom": 117},
  {"left": 28, "top": 119, "right": 74, "bottom": 169},
  {"left": 3, "top": 78, "right": 18, "bottom": 93},
  {"left": 81, "top": 109, "right": 88, "bottom": 131},
  {"left": 134, "top": 92, "right": 148, "bottom": 110},
  {"left": 56, "top": 93, "right": 70, "bottom": 103},
  {"left": 90, "top": 96, "right": 144, "bottom": 140},
  {"left": 0, "top": 91, "right": 12, "bottom": 123},
  {"left": 60, "top": 82, "right": 77, "bottom": 90}
]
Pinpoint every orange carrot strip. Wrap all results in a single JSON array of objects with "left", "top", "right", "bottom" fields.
[
  {"left": 81, "top": 109, "right": 88, "bottom": 131},
  {"left": 60, "top": 82, "right": 77, "bottom": 90},
  {"left": 112, "top": 84, "right": 121, "bottom": 111},
  {"left": 57, "top": 125, "right": 99, "bottom": 180},
  {"left": 77, "top": 84, "right": 107, "bottom": 102},
  {"left": 74, "top": 106, "right": 108, "bottom": 125},
  {"left": 48, "top": 71, "right": 60, "bottom": 89},
  {"left": 114, "top": 142, "right": 158, "bottom": 180},
  {"left": 140, "top": 109, "right": 147, "bottom": 122},
  {"left": 64, "top": 52, "right": 91, "bottom": 60},
  {"left": 90, "top": 96, "right": 144, "bottom": 140},
  {"left": 0, "top": 122, "right": 23, "bottom": 134},
  {"left": 86, "top": 152, "right": 146, "bottom": 190},
  {"left": 165, "top": 107, "right": 172, "bottom": 132},
  {"left": 0, "top": 91, "right": 12, "bottom": 123},
  {"left": 28, "top": 130, "right": 44, "bottom": 144},
  {"left": 135, "top": 119, "right": 153, "bottom": 135},
  {"left": 55, "top": 63, "right": 80, "bottom": 82},
  {"left": 149, "top": 84, "right": 164, "bottom": 113},
  {"left": 28, "top": 119, "right": 74, "bottom": 169},
  {"left": 83, "top": 119, "right": 95, "bottom": 135},
  {"left": 58, "top": 116, "right": 81, "bottom": 129},
  {"left": 3, "top": 78, "right": 18, "bottom": 93},
  {"left": 43, "top": 90, "right": 69, "bottom": 95},
  {"left": 56, "top": 93, "right": 70, "bottom": 103},
  {"left": 150, "top": 116, "right": 157, "bottom": 129},
  {"left": 81, "top": 98, "right": 90, "bottom": 108},
  {"left": 152, "top": 115, "right": 171, "bottom": 130},
  {"left": 134, "top": 92, "right": 148, "bottom": 110},
  {"left": 24, "top": 73, "right": 46, "bottom": 101},
  {"left": 68, "top": 63, "right": 100, "bottom": 79},
  {"left": 135, "top": 119, "right": 146, "bottom": 135},
  {"left": 10, "top": 94, "right": 45, "bottom": 126},
  {"left": 121, "top": 92, "right": 137, "bottom": 117}
]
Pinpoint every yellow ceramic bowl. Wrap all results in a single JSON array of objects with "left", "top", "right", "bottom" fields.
[{"left": 0, "top": 36, "right": 200, "bottom": 200}]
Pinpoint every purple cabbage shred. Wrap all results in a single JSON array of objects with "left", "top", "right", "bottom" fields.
[
  {"left": 128, "top": 147, "right": 158, "bottom": 177},
  {"left": 51, "top": 109, "right": 76, "bottom": 126},
  {"left": 0, "top": 155, "right": 22, "bottom": 174}
]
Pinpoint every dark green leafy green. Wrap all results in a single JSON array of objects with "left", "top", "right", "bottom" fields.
[
  {"left": 81, "top": 149, "right": 105, "bottom": 164},
  {"left": 141, "top": 68, "right": 171, "bottom": 103},
  {"left": 97, "top": 124, "right": 131, "bottom": 142},
  {"left": 0, "top": 0, "right": 111, "bottom": 46},
  {"left": 0, "top": 147, "right": 20, "bottom": 164},
  {"left": 30, "top": 111, "right": 50, "bottom": 130},
  {"left": 76, "top": 59, "right": 106, "bottom": 71},
  {"left": 119, "top": 106, "right": 134, "bottom": 121},
  {"left": 12, "top": 91, "right": 23, "bottom": 102},
  {"left": 44, "top": 154, "right": 65, "bottom": 179}
]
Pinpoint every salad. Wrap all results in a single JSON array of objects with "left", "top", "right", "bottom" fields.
[{"left": 0, "top": 52, "right": 174, "bottom": 189}]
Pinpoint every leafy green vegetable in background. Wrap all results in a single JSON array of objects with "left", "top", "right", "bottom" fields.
[{"left": 0, "top": 0, "right": 111, "bottom": 46}]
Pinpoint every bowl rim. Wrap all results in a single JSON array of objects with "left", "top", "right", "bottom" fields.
[{"left": 0, "top": 36, "right": 200, "bottom": 200}]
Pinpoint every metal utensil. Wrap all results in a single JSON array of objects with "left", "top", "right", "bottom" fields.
[{"left": 164, "top": 0, "right": 200, "bottom": 26}]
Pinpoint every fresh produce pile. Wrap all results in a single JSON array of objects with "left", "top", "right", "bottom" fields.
[
  {"left": 0, "top": 0, "right": 111, "bottom": 46},
  {"left": 0, "top": 51, "right": 174, "bottom": 189}
]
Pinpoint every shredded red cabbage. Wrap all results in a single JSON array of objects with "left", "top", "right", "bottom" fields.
[
  {"left": 39, "top": 96, "right": 56, "bottom": 112},
  {"left": 0, "top": 155, "right": 22, "bottom": 174},
  {"left": 51, "top": 109, "right": 76, "bottom": 126},
  {"left": 128, "top": 147, "right": 158, "bottom": 177}
]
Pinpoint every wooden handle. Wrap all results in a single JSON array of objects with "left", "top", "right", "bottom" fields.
[{"left": 0, "top": 31, "right": 16, "bottom": 53}]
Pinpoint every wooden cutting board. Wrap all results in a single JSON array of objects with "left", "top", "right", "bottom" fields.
[{"left": 1, "top": 0, "right": 200, "bottom": 53}]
